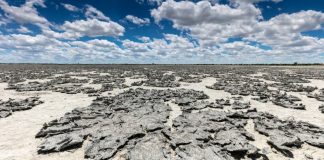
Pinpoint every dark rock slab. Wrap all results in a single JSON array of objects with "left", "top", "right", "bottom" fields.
[
  {"left": 250, "top": 112, "right": 324, "bottom": 157},
  {"left": 35, "top": 87, "right": 324, "bottom": 159},
  {"left": 319, "top": 104, "right": 324, "bottom": 113},
  {"left": 0, "top": 97, "right": 43, "bottom": 118},
  {"left": 231, "top": 101, "right": 251, "bottom": 110}
]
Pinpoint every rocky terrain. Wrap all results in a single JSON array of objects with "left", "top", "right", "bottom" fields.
[
  {"left": 0, "top": 64, "right": 324, "bottom": 160},
  {"left": 0, "top": 97, "right": 43, "bottom": 118}
]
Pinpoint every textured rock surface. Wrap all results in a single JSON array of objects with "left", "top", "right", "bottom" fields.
[
  {"left": 0, "top": 97, "right": 43, "bottom": 118},
  {"left": 36, "top": 88, "right": 208, "bottom": 158},
  {"left": 35, "top": 88, "right": 324, "bottom": 159},
  {"left": 320, "top": 105, "right": 324, "bottom": 113},
  {"left": 231, "top": 100, "right": 251, "bottom": 110},
  {"left": 1, "top": 64, "right": 324, "bottom": 159},
  {"left": 250, "top": 112, "right": 324, "bottom": 157}
]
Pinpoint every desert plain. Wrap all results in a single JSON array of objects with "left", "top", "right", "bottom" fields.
[{"left": 0, "top": 64, "right": 324, "bottom": 160}]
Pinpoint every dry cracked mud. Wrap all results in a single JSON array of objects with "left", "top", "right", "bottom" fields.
[{"left": 0, "top": 64, "right": 324, "bottom": 160}]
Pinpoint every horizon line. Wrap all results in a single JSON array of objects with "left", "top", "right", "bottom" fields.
[{"left": 0, "top": 63, "right": 323, "bottom": 66}]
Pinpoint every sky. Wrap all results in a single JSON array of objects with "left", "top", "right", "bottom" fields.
[{"left": 0, "top": 0, "right": 323, "bottom": 64}]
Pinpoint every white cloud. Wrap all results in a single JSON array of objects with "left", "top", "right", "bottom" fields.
[
  {"left": 38, "top": 4, "right": 124, "bottom": 40},
  {"left": 164, "top": 34, "right": 195, "bottom": 49},
  {"left": 119, "top": 34, "right": 279, "bottom": 63},
  {"left": 0, "top": 34, "right": 66, "bottom": 52},
  {"left": 258, "top": 10, "right": 324, "bottom": 35},
  {"left": 0, "top": 31, "right": 321, "bottom": 63},
  {"left": 61, "top": 19, "right": 124, "bottom": 38},
  {"left": 246, "top": 10, "right": 324, "bottom": 53},
  {"left": 152, "top": 0, "right": 261, "bottom": 26},
  {"left": 0, "top": 33, "right": 126, "bottom": 63},
  {"left": 69, "top": 39, "right": 123, "bottom": 55},
  {"left": 41, "top": 28, "right": 81, "bottom": 40},
  {"left": 122, "top": 34, "right": 197, "bottom": 58},
  {"left": 125, "top": 15, "right": 150, "bottom": 26},
  {"left": 0, "top": 15, "right": 6, "bottom": 26},
  {"left": 39, "top": 4, "right": 124, "bottom": 40},
  {"left": 136, "top": 0, "right": 164, "bottom": 5},
  {"left": 138, "top": 36, "right": 151, "bottom": 42},
  {"left": 151, "top": 0, "right": 261, "bottom": 45},
  {"left": 230, "top": 0, "right": 283, "bottom": 5},
  {"left": 151, "top": 0, "right": 324, "bottom": 58},
  {"left": 122, "top": 39, "right": 151, "bottom": 52},
  {"left": 61, "top": 3, "right": 80, "bottom": 12},
  {"left": 0, "top": 0, "right": 49, "bottom": 27},
  {"left": 43, "top": 18, "right": 125, "bottom": 40},
  {"left": 17, "top": 26, "right": 32, "bottom": 33},
  {"left": 84, "top": 5, "right": 110, "bottom": 21},
  {"left": 0, "top": 0, "right": 323, "bottom": 64}
]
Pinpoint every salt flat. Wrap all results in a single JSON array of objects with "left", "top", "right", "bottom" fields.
[{"left": 0, "top": 64, "right": 323, "bottom": 160}]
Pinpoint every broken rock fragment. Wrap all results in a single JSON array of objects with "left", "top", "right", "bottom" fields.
[{"left": 0, "top": 97, "right": 43, "bottom": 118}]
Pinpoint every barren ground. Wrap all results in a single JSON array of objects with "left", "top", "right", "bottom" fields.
[{"left": 0, "top": 65, "right": 324, "bottom": 160}]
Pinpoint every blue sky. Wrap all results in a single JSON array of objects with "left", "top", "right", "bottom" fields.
[{"left": 0, "top": 0, "right": 323, "bottom": 64}]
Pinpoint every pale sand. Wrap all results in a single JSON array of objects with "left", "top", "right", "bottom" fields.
[
  {"left": 0, "top": 83, "right": 94, "bottom": 160},
  {"left": 299, "top": 79, "right": 324, "bottom": 91},
  {"left": 0, "top": 74, "right": 323, "bottom": 160},
  {"left": 165, "top": 101, "right": 182, "bottom": 132}
]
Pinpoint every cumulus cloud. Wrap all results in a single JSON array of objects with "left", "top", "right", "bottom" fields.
[
  {"left": 120, "top": 33, "right": 280, "bottom": 63},
  {"left": 138, "top": 36, "right": 151, "bottom": 42},
  {"left": 151, "top": 0, "right": 261, "bottom": 26},
  {"left": 246, "top": 10, "right": 324, "bottom": 53},
  {"left": 0, "top": 34, "right": 66, "bottom": 53},
  {"left": 136, "top": 0, "right": 164, "bottom": 5},
  {"left": 257, "top": 10, "right": 324, "bottom": 35},
  {"left": 0, "top": 33, "right": 126, "bottom": 63},
  {"left": 0, "top": 0, "right": 49, "bottom": 27},
  {"left": 17, "top": 26, "right": 32, "bottom": 33},
  {"left": 0, "top": 31, "right": 321, "bottom": 63},
  {"left": 61, "top": 3, "right": 80, "bottom": 12},
  {"left": 122, "top": 39, "right": 151, "bottom": 53},
  {"left": 0, "top": 13, "right": 7, "bottom": 26},
  {"left": 164, "top": 34, "right": 195, "bottom": 49},
  {"left": 0, "top": 0, "right": 323, "bottom": 64},
  {"left": 125, "top": 15, "right": 150, "bottom": 26},
  {"left": 122, "top": 34, "right": 197, "bottom": 58},
  {"left": 40, "top": 5, "right": 124, "bottom": 40},
  {"left": 85, "top": 5, "right": 110, "bottom": 21},
  {"left": 151, "top": 0, "right": 324, "bottom": 57},
  {"left": 151, "top": 0, "right": 261, "bottom": 45},
  {"left": 229, "top": 0, "right": 283, "bottom": 5},
  {"left": 69, "top": 39, "right": 123, "bottom": 55},
  {"left": 60, "top": 19, "right": 124, "bottom": 38}
]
